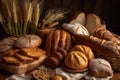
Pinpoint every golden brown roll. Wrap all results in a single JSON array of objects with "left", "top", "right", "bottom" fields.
[
  {"left": 57, "top": 47, "right": 68, "bottom": 57},
  {"left": 45, "top": 57, "right": 60, "bottom": 68},
  {"left": 52, "top": 75, "right": 63, "bottom": 80},
  {"left": 70, "top": 45, "right": 94, "bottom": 61},
  {"left": 51, "top": 52, "right": 63, "bottom": 61},
  {"left": 65, "top": 51, "right": 88, "bottom": 70}
]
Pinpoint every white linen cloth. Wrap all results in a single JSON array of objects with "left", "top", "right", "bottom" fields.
[{"left": 6, "top": 65, "right": 113, "bottom": 80}]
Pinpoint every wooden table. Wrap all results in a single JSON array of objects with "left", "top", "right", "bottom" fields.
[{"left": 0, "top": 69, "right": 120, "bottom": 80}]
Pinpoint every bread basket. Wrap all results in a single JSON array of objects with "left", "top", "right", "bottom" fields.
[{"left": 94, "top": 33, "right": 120, "bottom": 71}]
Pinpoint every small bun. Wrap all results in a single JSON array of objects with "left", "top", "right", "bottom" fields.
[
  {"left": 45, "top": 57, "right": 60, "bottom": 68},
  {"left": 52, "top": 75, "right": 63, "bottom": 80},
  {"left": 51, "top": 52, "right": 63, "bottom": 60}
]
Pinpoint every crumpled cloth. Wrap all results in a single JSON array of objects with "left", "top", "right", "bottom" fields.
[{"left": 6, "top": 65, "right": 113, "bottom": 80}]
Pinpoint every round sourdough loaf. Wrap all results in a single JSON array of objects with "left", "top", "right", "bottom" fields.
[
  {"left": 15, "top": 34, "right": 42, "bottom": 48},
  {"left": 65, "top": 51, "right": 88, "bottom": 70},
  {"left": 70, "top": 45, "right": 94, "bottom": 61}
]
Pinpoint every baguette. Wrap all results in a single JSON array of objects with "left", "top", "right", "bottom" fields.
[{"left": 74, "top": 34, "right": 119, "bottom": 57}]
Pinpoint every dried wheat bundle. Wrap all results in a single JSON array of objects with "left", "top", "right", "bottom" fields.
[
  {"left": 41, "top": 9, "right": 68, "bottom": 29},
  {"left": 0, "top": 0, "right": 44, "bottom": 36}
]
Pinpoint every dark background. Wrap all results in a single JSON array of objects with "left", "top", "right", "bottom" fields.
[{"left": 0, "top": 0, "right": 120, "bottom": 40}]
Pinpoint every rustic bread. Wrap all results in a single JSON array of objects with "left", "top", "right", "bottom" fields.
[
  {"left": 65, "top": 51, "right": 88, "bottom": 70},
  {"left": 89, "top": 58, "right": 113, "bottom": 78},
  {"left": 69, "top": 12, "right": 86, "bottom": 26},
  {"left": 45, "top": 30, "right": 72, "bottom": 56},
  {"left": 70, "top": 45, "right": 94, "bottom": 61},
  {"left": 0, "top": 36, "right": 18, "bottom": 52},
  {"left": 74, "top": 34, "right": 119, "bottom": 56},
  {"left": 21, "top": 47, "right": 46, "bottom": 59},
  {"left": 85, "top": 14, "right": 101, "bottom": 35},
  {"left": 15, "top": 34, "right": 42, "bottom": 48}
]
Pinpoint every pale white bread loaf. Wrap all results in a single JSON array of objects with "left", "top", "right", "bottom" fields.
[
  {"left": 62, "top": 23, "right": 89, "bottom": 35},
  {"left": 69, "top": 12, "right": 86, "bottom": 26},
  {"left": 85, "top": 14, "right": 101, "bottom": 35}
]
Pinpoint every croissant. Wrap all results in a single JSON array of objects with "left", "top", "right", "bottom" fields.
[{"left": 74, "top": 34, "right": 119, "bottom": 57}]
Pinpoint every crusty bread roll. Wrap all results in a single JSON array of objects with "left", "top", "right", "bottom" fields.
[
  {"left": 70, "top": 45, "right": 94, "bottom": 61},
  {"left": 85, "top": 14, "right": 101, "bottom": 35},
  {"left": 69, "top": 12, "right": 86, "bottom": 26},
  {"left": 65, "top": 51, "right": 88, "bottom": 70},
  {"left": 89, "top": 58, "right": 113, "bottom": 78},
  {"left": 45, "top": 57, "right": 60, "bottom": 68}
]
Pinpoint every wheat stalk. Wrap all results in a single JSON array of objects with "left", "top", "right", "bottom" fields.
[{"left": 41, "top": 9, "right": 68, "bottom": 29}]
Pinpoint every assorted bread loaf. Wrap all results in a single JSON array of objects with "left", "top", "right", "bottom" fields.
[{"left": 0, "top": 11, "right": 118, "bottom": 79}]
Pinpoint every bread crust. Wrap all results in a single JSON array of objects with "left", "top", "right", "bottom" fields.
[
  {"left": 45, "top": 31, "right": 54, "bottom": 56},
  {"left": 65, "top": 31, "right": 72, "bottom": 51},
  {"left": 59, "top": 30, "right": 67, "bottom": 49},
  {"left": 52, "top": 30, "right": 61, "bottom": 53}
]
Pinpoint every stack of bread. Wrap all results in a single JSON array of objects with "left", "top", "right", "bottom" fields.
[
  {"left": 0, "top": 11, "right": 118, "bottom": 79},
  {"left": 0, "top": 35, "right": 47, "bottom": 74}
]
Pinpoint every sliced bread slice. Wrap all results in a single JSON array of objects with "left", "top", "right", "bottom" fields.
[
  {"left": 85, "top": 14, "right": 101, "bottom": 35},
  {"left": 69, "top": 12, "right": 86, "bottom": 26}
]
